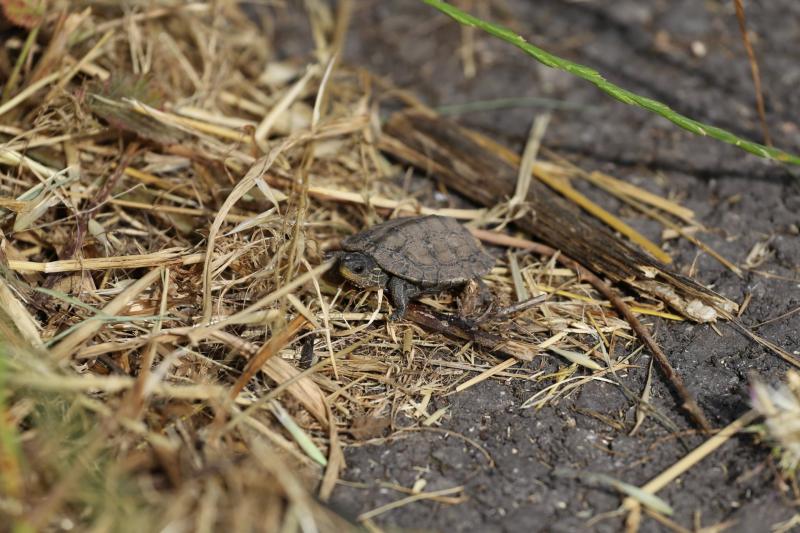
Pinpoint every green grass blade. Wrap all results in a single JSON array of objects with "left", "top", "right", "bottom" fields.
[
  {"left": 421, "top": 0, "right": 800, "bottom": 166},
  {"left": 270, "top": 401, "right": 328, "bottom": 467}
]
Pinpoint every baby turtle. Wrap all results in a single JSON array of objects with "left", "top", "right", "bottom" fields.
[{"left": 338, "top": 215, "right": 494, "bottom": 319}]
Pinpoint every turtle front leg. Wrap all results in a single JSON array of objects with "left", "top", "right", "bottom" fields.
[{"left": 388, "top": 276, "right": 421, "bottom": 320}]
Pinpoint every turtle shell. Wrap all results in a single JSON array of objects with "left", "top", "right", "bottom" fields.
[{"left": 341, "top": 215, "right": 495, "bottom": 287}]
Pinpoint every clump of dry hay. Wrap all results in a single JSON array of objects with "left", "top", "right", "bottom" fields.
[{"left": 0, "top": 2, "right": 742, "bottom": 531}]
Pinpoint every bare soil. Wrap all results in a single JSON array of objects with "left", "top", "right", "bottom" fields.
[{"left": 273, "top": 1, "right": 800, "bottom": 531}]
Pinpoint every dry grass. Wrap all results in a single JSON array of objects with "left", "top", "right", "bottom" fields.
[{"left": 0, "top": 2, "right": 780, "bottom": 531}]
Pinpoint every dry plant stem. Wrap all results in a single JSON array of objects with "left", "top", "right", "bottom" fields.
[
  {"left": 401, "top": 426, "right": 495, "bottom": 467},
  {"left": 640, "top": 509, "right": 691, "bottom": 533},
  {"left": 358, "top": 486, "right": 465, "bottom": 522},
  {"left": 377, "top": 482, "right": 466, "bottom": 505},
  {"left": 8, "top": 250, "right": 204, "bottom": 273},
  {"left": 727, "top": 318, "right": 800, "bottom": 368},
  {"left": 228, "top": 315, "right": 309, "bottom": 402},
  {"left": 456, "top": 357, "right": 518, "bottom": 392},
  {"left": 123, "top": 269, "right": 169, "bottom": 418},
  {"left": 319, "top": 403, "right": 344, "bottom": 502},
  {"left": 331, "top": 0, "right": 354, "bottom": 61},
  {"left": 88, "top": 3, "right": 209, "bottom": 36},
  {"left": 212, "top": 330, "right": 329, "bottom": 426},
  {"left": 753, "top": 305, "right": 800, "bottom": 329},
  {"left": 28, "top": 11, "right": 77, "bottom": 83},
  {"left": 539, "top": 149, "right": 695, "bottom": 222},
  {"left": 47, "top": 29, "right": 114, "bottom": 100},
  {"left": 733, "top": 0, "right": 771, "bottom": 146},
  {"left": 8, "top": 372, "right": 229, "bottom": 398},
  {"left": 265, "top": 173, "right": 485, "bottom": 221},
  {"left": 488, "top": 293, "right": 547, "bottom": 320},
  {"left": 0, "top": 70, "right": 64, "bottom": 119},
  {"left": 622, "top": 410, "right": 759, "bottom": 523},
  {"left": 0, "top": 275, "right": 43, "bottom": 349}
]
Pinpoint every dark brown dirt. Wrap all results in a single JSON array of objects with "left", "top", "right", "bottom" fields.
[{"left": 269, "top": 1, "right": 800, "bottom": 531}]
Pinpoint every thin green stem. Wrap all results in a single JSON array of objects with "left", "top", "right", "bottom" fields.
[
  {"left": 421, "top": 0, "right": 800, "bottom": 166},
  {"left": 2, "top": 25, "right": 40, "bottom": 104}
]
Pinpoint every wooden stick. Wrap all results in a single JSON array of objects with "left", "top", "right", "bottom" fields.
[{"left": 404, "top": 304, "right": 536, "bottom": 362}]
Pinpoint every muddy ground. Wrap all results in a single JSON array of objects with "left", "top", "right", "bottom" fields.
[{"left": 270, "top": 1, "right": 800, "bottom": 531}]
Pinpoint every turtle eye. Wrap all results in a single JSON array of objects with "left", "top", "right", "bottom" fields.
[{"left": 351, "top": 263, "right": 364, "bottom": 274}]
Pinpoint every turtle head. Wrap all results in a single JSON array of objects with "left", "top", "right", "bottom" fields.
[{"left": 338, "top": 252, "right": 389, "bottom": 289}]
